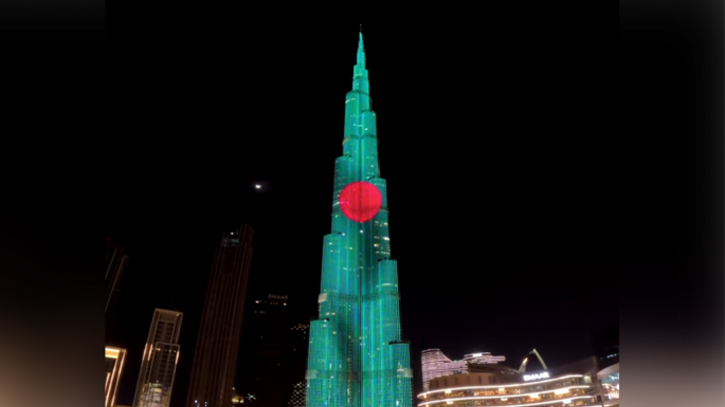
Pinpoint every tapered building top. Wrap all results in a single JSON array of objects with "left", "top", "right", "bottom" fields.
[
  {"left": 353, "top": 32, "right": 369, "bottom": 94},
  {"left": 357, "top": 31, "right": 365, "bottom": 67}
]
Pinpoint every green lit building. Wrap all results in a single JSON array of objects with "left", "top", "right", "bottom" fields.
[{"left": 306, "top": 31, "right": 413, "bottom": 407}]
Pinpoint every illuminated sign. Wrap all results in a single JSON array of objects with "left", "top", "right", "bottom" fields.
[
  {"left": 523, "top": 372, "right": 550, "bottom": 381},
  {"left": 268, "top": 294, "right": 288, "bottom": 300}
]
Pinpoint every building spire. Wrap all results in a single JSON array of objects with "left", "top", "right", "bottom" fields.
[{"left": 357, "top": 25, "right": 365, "bottom": 67}]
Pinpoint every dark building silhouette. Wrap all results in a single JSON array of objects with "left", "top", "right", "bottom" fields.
[
  {"left": 593, "top": 323, "right": 619, "bottom": 369},
  {"left": 106, "top": 236, "right": 129, "bottom": 341},
  {"left": 187, "top": 225, "right": 254, "bottom": 407},
  {"left": 238, "top": 294, "right": 309, "bottom": 406}
]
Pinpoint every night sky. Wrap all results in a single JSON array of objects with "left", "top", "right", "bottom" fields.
[{"left": 97, "top": 24, "right": 632, "bottom": 405}]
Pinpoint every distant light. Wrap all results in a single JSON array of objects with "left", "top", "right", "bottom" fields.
[{"left": 255, "top": 184, "right": 262, "bottom": 189}]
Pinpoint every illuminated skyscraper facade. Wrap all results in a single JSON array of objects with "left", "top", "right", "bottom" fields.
[
  {"left": 187, "top": 226, "right": 254, "bottom": 407},
  {"left": 134, "top": 309, "right": 183, "bottom": 407},
  {"left": 106, "top": 347, "right": 127, "bottom": 407},
  {"left": 306, "top": 32, "right": 413, "bottom": 407}
]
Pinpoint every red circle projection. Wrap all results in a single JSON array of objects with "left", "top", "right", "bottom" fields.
[{"left": 339, "top": 181, "right": 382, "bottom": 223}]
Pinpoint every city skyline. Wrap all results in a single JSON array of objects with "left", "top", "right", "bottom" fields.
[
  {"left": 1, "top": 13, "right": 719, "bottom": 407},
  {"left": 104, "top": 25, "right": 620, "bottom": 405}
]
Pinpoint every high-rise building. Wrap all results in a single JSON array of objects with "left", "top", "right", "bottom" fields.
[
  {"left": 287, "top": 382, "right": 306, "bottom": 407},
  {"left": 287, "top": 322, "right": 309, "bottom": 406},
  {"left": 106, "top": 347, "right": 127, "bottom": 407},
  {"left": 187, "top": 225, "right": 254, "bottom": 407},
  {"left": 306, "top": 31, "right": 413, "bottom": 407},
  {"left": 133, "top": 309, "right": 183, "bottom": 407},
  {"left": 106, "top": 236, "right": 129, "bottom": 339},
  {"left": 421, "top": 349, "right": 507, "bottom": 391},
  {"left": 238, "top": 293, "right": 309, "bottom": 406}
]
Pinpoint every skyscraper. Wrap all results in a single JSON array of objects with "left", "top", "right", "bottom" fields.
[
  {"left": 306, "top": 31, "right": 413, "bottom": 407},
  {"left": 187, "top": 225, "right": 254, "bottom": 407},
  {"left": 238, "top": 293, "right": 309, "bottom": 406},
  {"left": 134, "top": 309, "right": 183, "bottom": 407}
]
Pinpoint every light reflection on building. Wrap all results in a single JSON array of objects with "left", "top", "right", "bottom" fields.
[
  {"left": 418, "top": 357, "right": 605, "bottom": 407},
  {"left": 133, "top": 309, "right": 183, "bottom": 407},
  {"left": 422, "top": 349, "right": 507, "bottom": 391},
  {"left": 105, "top": 347, "right": 127, "bottom": 407},
  {"left": 597, "top": 363, "right": 619, "bottom": 407}
]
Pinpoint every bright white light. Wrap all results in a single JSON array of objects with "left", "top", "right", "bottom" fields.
[
  {"left": 255, "top": 184, "right": 262, "bottom": 189},
  {"left": 555, "top": 389, "right": 569, "bottom": 395},
  {"left": 418, "top": 375, "right": 586, "bottom": 397},
  {"left": 419, "top": 396, "right": 592, "bottom": 407},
  {"left": 524, "top": 372, "right": 550, "bottom": 381}
]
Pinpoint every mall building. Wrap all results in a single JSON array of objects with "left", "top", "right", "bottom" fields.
[{"left": 418, "top": 354, "right": 619, "bottom": 407}]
